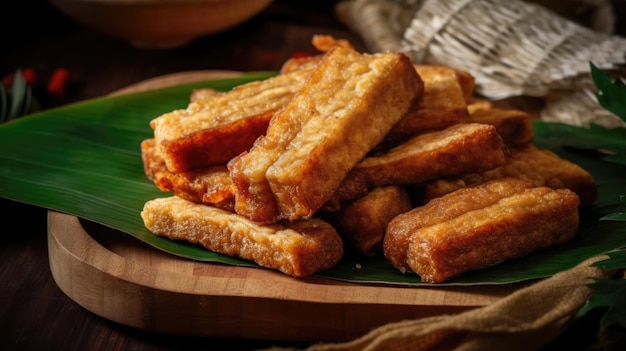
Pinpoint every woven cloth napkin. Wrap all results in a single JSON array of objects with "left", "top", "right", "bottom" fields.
[
  {"left": 335, "top": 0, "right": 626, "bottom": 129},
  {"left": 262, "top": 256, "right": 614, "bottom": 351}
]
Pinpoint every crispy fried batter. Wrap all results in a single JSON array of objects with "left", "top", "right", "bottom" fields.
[
  {"left": 319, "top": 170, "right": 370, "bottom": 212},
  {"left": 311, "top": 34, "right": 354, "bottom": 52},
  {"left": 141, "top": 138, "right": 166, "bottom": 181},
  {"left": 141, "top": 196, "right": 344, "bottom": 278},
  {"left": 395, "top": 178, "right": 580, "bottom": 283},
  {"left": 423, "top": 144, "right": 598, "bottom": 206},
  {"left": 382, "top": 65, "right": 473, "bottom": 147},
  {"left": 334, "top": 186, "right": 413, "bottom": 256},
  {"left": 279, "top": 35, "right": 352, "bottom": 74},
  {"left": 384, "top": 177, "right": 536, "bottom": 272},
  {"left": 190, "top": 87, "right": 222, "bottom": 102},
  {"left": 139, "top": 36, "right": 594, "bottom": 281},
  {"left": 279, "top": 55, "right": 323, "bottom": 75},
  {"left": 150, "top": 65, "right": 316, "bottom": 173},
  {"left": 469, "top": 105, "right": 534, "bottom": 147},
  {"left": 355, "top": 123, "right": 507, "bottom": 188},
  {"left": 229, "top": 46, "right": 424, "bottom": 223},
  {"left": 141, "top": 138, "right": 235, "bottom": 210}
]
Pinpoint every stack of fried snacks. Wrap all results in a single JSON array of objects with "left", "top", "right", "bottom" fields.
[
  {"left": 140, "top": 35, "right": 597, "bottom": 282},
  {"left": 385, "top": 177, "right": 580, "bottom": 283}
]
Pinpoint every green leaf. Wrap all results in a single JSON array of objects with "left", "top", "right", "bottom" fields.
[
  {"left": 590, "top": 62, "right": 626, "bottom": 122},
  {"left": 577, "top": 277, "right": 626, "bottom": 330},
  {"left": 576, "top": 252, "right": 626, "bottom": 331},
  {"left": 601, "top": 196, "right": 626, "bottom": 221},
  {"left": 573, "top": 65, "right": 626, "bottom": 335},
  {"left": 1, "top": 73, "right": 625, "bottom": 286},
  {"left": 532, "top": 121, "right": 626, "bottom": 167},
  {"left": 592, "top": 250, "right": 626, "bottom": 270}
]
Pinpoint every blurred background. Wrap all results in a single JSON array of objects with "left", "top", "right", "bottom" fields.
[
  {"left": 0, "top": 0, "right": 359, "bottom": 111},
  {"left": 1, "top": 0, "right": 624, "bottom": 113}
]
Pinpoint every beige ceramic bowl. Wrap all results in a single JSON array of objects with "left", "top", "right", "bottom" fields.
[{"left": 49, "top": 0, "right": 274, "bottom": 48}]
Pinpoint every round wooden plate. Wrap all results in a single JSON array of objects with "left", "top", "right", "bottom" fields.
[{"left": 47, "top": 71, "right": 519, "bottom": 342}]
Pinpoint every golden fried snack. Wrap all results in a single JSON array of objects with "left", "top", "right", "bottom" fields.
[
  {"left": 143, "top": 137, "right": 372, "bottom": 214},
  {"left": 399, "top": 179, "right": 581, "bottom": 283},
  {"left": 414, "top": 64, "right": 475, "bottom": 105},
  {"left": 279, "top": 35, "right": 351, "bottom": 74},
  {"left": 422, "top": 144, "right": 598, "bottom": 206},
  {"left": 469, "top": 105, "right": 534, "bottom": 147},
  {"left": 141, "top": 138, "right": 235, "bottom": 210},
  {"left": 141, "top": 196, "right": 344, "bottom": 278},
  {"left": 141, "top": 138, "right": 166, "bottom": 181},
  {"left": 334, "top": 186, "right": 413, "bottom": 256},
  {"left": 382, "top": 65, "right": 473, "bottom": 147},
  {"left": 279, "top": 55, "right": 322, "bottom": 74},
  {"left": 466, "top": 99, "right": 493, "bottom": 113},
  {"left": 189, "top": 87, "right": 222, "bottom": 102},
  {"left": 229, "top": 46, "right": 424, "bottom": 223},
  {"left": 319, "top": 170, "right": 370, "bottom": 212},
  {"left": 354, "top": 123, "right": 507, "bottom": 188},
  {"left": 447, "top": 66, "right": 475, "bottom": 105},
  {"left": 311, "top": 34, "right": 354, "bottom": 51},
  {"left": 150, "top": 64, "right": 316, "bottom": 173},
  {"left": 384, "top": 177, "right": 536, "bottom": 272}
]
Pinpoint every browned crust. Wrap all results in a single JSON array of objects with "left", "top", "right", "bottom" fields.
[
  {"left": 279, "top": 54, "right": 323, "bottom": 75},
  {"left": 267, "top": 50, "right": 423, "bottom": 221},
  {"left": 160, "top": 112, "right": 272, "bottom": 172},
  {"left": 229, "top": 46, "right": 424, "bottom": 223},
  {"left": 151, "top": 65, "right": 315, "bottom": 173},
  {"left": 355, "top": 123, "right": 507, "bottom": 187},
  {"left": 312, "top": 34, "right": 354, "bottom": 52},
  {"left": 141, "top": 138, "right": 235, "bottom": 210},
  {"left": 319, "top": 170, "right": 370, "bottom": 213},
  {"left": 189, "top": 88, "right": 222, "bottom": 102},
  {"left": 423, "top": 144, "right": 598, "bottom": 206},
  {"left": 140, "top": 196, "right": 344, "bottom": 278},
  {"left": 404, "top": 183, "right": 580, "bottom": 283},
  {"left": 141, "top": 138, "right": 166, "bottom": 181},
  {"left": 469, "top": 106, "right": 534, "bottom": 147},
  {"left": 335, "top": 186, "right": 413, "bottom": 256},
  {"left": 382, "top": 65, "right": 473, "bottom": 147},
  {"left": 384, "top": 177, "right": 537, "bottom": 271}
]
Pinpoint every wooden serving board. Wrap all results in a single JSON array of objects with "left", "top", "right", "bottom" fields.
[{"left": 47, "top": 71, "right": 521, "bottom": 342}]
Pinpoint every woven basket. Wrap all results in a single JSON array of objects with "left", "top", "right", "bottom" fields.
[{"left": 338, "top": 0, "right": 626, "bottom": 127}]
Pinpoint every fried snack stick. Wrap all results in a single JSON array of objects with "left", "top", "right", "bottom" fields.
[
  {"left": 150, "top": 64, "right": 316, "bottom": 173},
  {"left": 333, "top": 186, "right": 413, "bottom": 256},
  {"left": 279, "top": 55, "right": 323, "bottom": 74},
  {"left": 469, "top": 104, "right": 534, "bottom": 147},
  {"left": 381, "top": 65, "right": 474, "bottom": 148},
  {"left": 282, "top": 52, "right": 474, "bottom": 149},
  {"left": 398, "top": 179, "right": 580, "bottom": 283},
  {"left": 190, "top": 87, "right": 222, "bottom": 102},
  {"left": 141, "top": 138, "right": 235, "bottom": 210},
  {"left": 142, "top": 137, "right": 374, "bottom": 214},
  {"left": 384, "top": 177, "right": 536, "bottom": 272},
  {"left": 422, "top": 144, "right": 598, "bottom": 206},
  {"left": 141, "top": 196, "right": 344, "bottom": 278},
  {"left": 312, "top": 34, "right": 354, "bottom": 51},
  {"left": 229, "top": 46, "right": 423, "bottom": 223},
  {"left": 319, "top": 171, "right": 370, "bottom": 212},
  {"left": 279, "top": 34, "right": 352, "bottom": 74},
  {"left": 354, "top": 123, "right": 507, "bottom": 188},
  {"left": 282, "top": 55, "right": 474, "bottom": 149}
]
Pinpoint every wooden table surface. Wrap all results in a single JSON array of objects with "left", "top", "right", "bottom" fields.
[{"left": 1, "top": 1, "right": 625, "bottom": 350}]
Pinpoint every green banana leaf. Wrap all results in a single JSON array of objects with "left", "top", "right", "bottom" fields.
[{"left": 0, "top": 72, "right": 624, "bottom": 286}]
